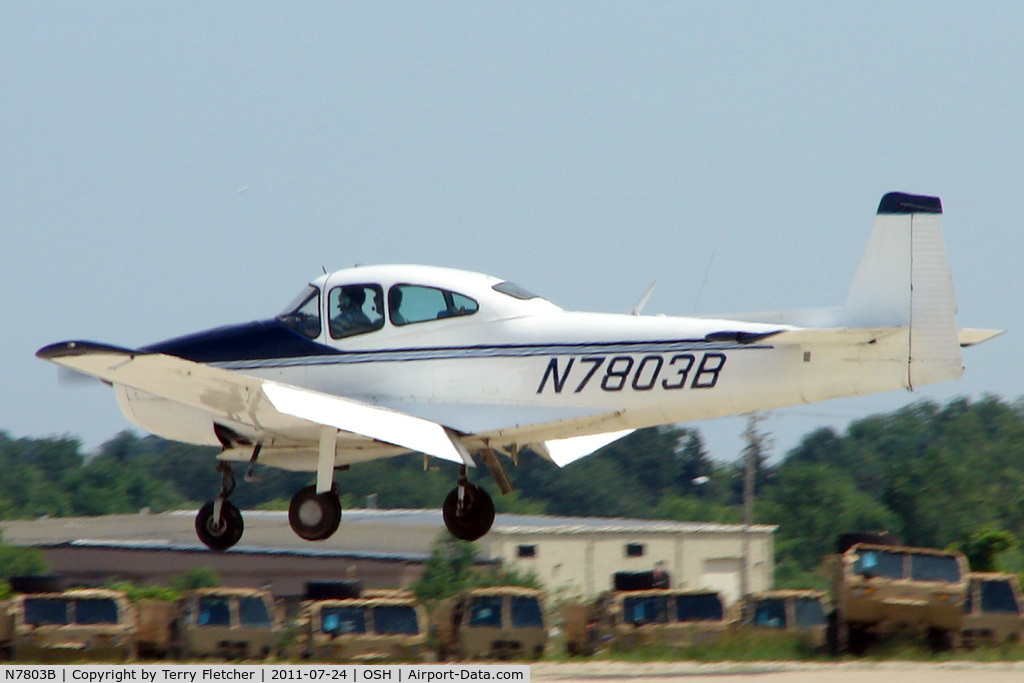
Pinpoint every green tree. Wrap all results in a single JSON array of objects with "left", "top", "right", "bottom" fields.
[
  {"left": 958, "top": 527, "right": 1016, "bottom": 572},
  {"left": 170, "top": 566, "right": 220, "bottom": 592}
]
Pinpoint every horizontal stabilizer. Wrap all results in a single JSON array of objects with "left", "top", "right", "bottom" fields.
[{"left": 958, "top": 328, "right": 1003, "bottom": 347}]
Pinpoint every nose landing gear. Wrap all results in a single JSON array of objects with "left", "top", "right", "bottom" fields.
[{"left": 195, "top": 463, "right": 245, "bottom": 551}]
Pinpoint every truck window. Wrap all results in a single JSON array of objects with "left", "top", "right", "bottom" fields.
[
  {"left": 372, "top": 606, "right": 419, "bottom": 635},
  {"left": 793, "top": 598, "right": 826, "bottom": 628},
  {"left": 752, "top": 598, "right": 786, "bottom": 628},
  {"left": 238, "top": 596, "right": 272, "bottom": 628},
  {"left": 321, "top": 607, "right": 366, "bottom": 635},
  {"left": 623, "top": 596, "right": 668, "bottom": 625},
  {"left": 467, "top": 596, "right": 503, "bottom": 628},
  {"left": 510, "top": 596, "right": 543, "bottom": 628},
  {"left": 24, "top": 598, "right": 69, "bottom": 626},
  {"left": 852, "top": 549, "right": 904, "bottom": 579},
  {"left": 197, "top": 596, "right": 232, "bottom": 627},
  {"left": 676, "top": 594, "right": 723, "bottom": 622},
  {"left": 980, "top": 580, "right": 1020, "bottom": 615},
  {"left": 909, "top": 554, "right": 961, "bottom": 583},
  {"left": 74, "top": 598, "right": 119, "bottom": 625}
]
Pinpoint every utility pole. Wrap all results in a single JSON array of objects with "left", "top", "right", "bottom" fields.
[{"left": 740, "top": 412, "right": 771, "bottom": 598}]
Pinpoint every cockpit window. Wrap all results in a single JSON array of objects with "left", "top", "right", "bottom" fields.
[
  {"left": 492, "top": 281, "right": 539, "bottom": 300},
  {"left": 388, "top": 285, "right": 478, "bottom": 327},
  {"left": 276, "top": 286, "right": 321, "bottom": 340},
  {"left": 329, "top": 284, "right": 384, "bottom": 339}
]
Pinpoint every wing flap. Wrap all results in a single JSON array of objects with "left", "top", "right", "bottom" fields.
[{"left": 37, "top": 341, "right": 469, "bottom": 465}]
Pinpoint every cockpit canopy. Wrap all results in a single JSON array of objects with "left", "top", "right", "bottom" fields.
[{"left": 275, "top": 266, "right": 552, "bottom": 342}]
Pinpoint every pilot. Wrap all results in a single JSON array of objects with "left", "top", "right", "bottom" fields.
[{"left": 331, "top": 287, "right": 371, "bottom": 338}]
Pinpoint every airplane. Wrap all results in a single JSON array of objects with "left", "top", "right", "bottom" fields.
[{"left": 37, "top": 192, "right": 1000, "bottom": 551}]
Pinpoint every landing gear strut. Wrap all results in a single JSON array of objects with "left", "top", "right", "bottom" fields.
[
  {"left": 443, "top": 466, "right": 495, "bottom": 542},
  {"left": 289, "top": 484, "right": 342, "bottom": 541},
  {"left": 195, "top": 463, "right": 245, "bottom": 551}
]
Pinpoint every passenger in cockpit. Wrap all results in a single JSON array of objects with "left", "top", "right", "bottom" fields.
[{"left": 331, "top": 286, "right": 372, "bottom": 338}]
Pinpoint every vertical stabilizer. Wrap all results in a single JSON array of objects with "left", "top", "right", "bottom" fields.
[{"left": 843, "top": 192, "right": 962, "bottom": 388}]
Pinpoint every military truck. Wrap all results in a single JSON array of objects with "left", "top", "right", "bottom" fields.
[
  {"left": 0, "top": 588, "right": 136, "bottom": 661},
  {"left": 150, "top": 587, "right": 282, "bottom": 660},
  {"left": 563, "top": 571, "right": 729, "bottom": 656},
  {"left": 827, "top": 541, "right": 969, "bottom": 653},
  {"left": 434, "top": 586, "right": 547, "bottom": 660},
  {"left": 960, "top": 572, "right": 1023, "bottom": 648},
  {"left": 735, "top": 590, "right": 828, "bottom": 648},
  {"left": 293, "top": 589, "right": 427, "bottom": 662}
]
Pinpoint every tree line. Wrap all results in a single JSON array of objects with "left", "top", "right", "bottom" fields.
[{"left": 3, "top": 394, "right": 1023, "bottom": 587}]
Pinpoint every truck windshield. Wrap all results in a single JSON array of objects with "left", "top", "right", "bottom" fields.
[
  {"left": 373, "top": 605, "right": 419, "bottom": 635},
  {"left": 909, "top": 553, "right": 961, "bottom": 583},
  {"left": 794, "top": 598, "right": 826, "bottom": 628},
  {"left": 752, "top": 598, "right": 786, "bottom": 628},
  {"left": 74, "top": 598, "right": 118, "bottom": 625},
  {"left": 623, "top": 596, "right": 668, "bottom": 625},
  {"left": 852, "top": 549, "right": 904, "bottom": 579},
  {"left": 197, "top": 596, "right": 232, "bottom": 626},
  {"left": 676, "top": 594, "right": 723, "bottom": 622},
  {"left": 24, "top": 598, "right": 69, "bottom": 626},
  {"left": 321, "top": 607, "right": 366, "bottom": 635},
  {"left": 239, "top": 596, "right": 272, "bottom": 628},
  {"left": 510, "top": 596, "right": 543, "bottom": 628},
  {"left": 468, "top": 596, "right": 503, "bottom": 627},
  {"left": 980, "top": 580, "right": 1020, "bottom": 614}
]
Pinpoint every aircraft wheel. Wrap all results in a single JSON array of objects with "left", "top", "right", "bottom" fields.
[
  {"left": 289, "top": 485, "right": 342, "bottom": 541},
  {"left": 195, "top": 500, "right": 244, "bottom": 551},
  {"left": 443, "top": 484, "right": 495, "bottom": 541}
]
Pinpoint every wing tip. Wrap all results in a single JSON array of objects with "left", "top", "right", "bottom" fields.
[{"left": 36, "top": 340, "right": 139, "bottom": 361}]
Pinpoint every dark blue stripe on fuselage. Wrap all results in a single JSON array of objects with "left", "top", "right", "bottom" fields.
[
  {"left": 141, "top": 319, "right": 341, "bottom": 363},
  {"left": 142, "top": 319, "right": 772, "bottom": 367}
]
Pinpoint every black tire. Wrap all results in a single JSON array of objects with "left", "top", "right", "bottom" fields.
[
  {"left": 289, "top": 485, "right": 342, "bottom": 541},
  {"left": 442, "top": 484, "right": 495, "bottom": 541},
  {"left": 195, "top": 500, "right": 244, "bottom": 551}
]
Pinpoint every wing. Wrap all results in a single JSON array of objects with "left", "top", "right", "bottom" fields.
[{"left": 36, "top": 341, "right": 471, "bottom": 467}]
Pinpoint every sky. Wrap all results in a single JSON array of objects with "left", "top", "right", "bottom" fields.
[{"left": 3, "top": 2, "right": 1022, "bottom": 467}]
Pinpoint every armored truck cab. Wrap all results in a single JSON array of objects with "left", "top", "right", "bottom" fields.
[
  {"left": 961, "top": 572, "right": 1023, "bottom": 647},
  {"left": 434, "top": 586, "right": 546, "bottom": 661}
]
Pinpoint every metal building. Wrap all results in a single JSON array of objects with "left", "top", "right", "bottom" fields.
[{"left": 1, "top": 509, "right": 775, "bottom": 603}]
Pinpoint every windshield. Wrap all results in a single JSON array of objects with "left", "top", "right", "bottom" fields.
[
  {"left": 468, "top": 596, "right": 503, "bottom": 628},
  {"left": 74, "top": 598, "right": 119, "bottom": 625},
  {"left": 623, "top": 596, "right": 668, "bottom": 625},
  {"left": 276, "top": 285, "right": 321, "bottom": 340},
  {"left": 752, "top": 598, "right": 787, "bottom": 628},
  {"left": 239, "top": 596, "right": 272, "bottom": 628},
  {"left": 980, "top": 579, "right": 1020, "bottom": 615},
  {"left": 197, "top": 596, "right": 232, "bottom": 627},
  {"left": 24, "top": 598, "right": 69, "bottom": 626},
  {"left": 510, "top": 596, "right": 544, "bottom": 628},
  {"left": 676, "top": 594, "right": 723, "bottom": 622},
  {"left": 373, "top": 605, "right": 419, "bottom": 635},
  {"left": 852, "top": 549, "right": 904, "bottom": 579},
  {"left": 909, "top": 553, "right": 961, "bottom": 583},
  {"left": 794, "top": 598, "right": 826, "bottom": 628},
  {"left": 321, "top": 606, "right": 366, "bottom": 635}
]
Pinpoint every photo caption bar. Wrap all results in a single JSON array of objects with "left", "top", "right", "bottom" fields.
[{"left": 0, "top": 665, "right": 530, "bottom": 683}]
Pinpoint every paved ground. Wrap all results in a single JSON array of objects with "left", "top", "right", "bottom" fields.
[{"left": 529, "top": 661, "right": 1024, "bottom": 682}]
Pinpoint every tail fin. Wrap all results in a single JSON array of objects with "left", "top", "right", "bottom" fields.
[{"left": 842, "top": 192, "right": 962, "bottom": 387}]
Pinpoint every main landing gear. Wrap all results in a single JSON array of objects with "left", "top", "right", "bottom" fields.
[
  {"left": 442, "top": 465, "right": 496, "bottom": 542},
  {"left": 288, "top": 484, "right": 342, "bottom": 541}
]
